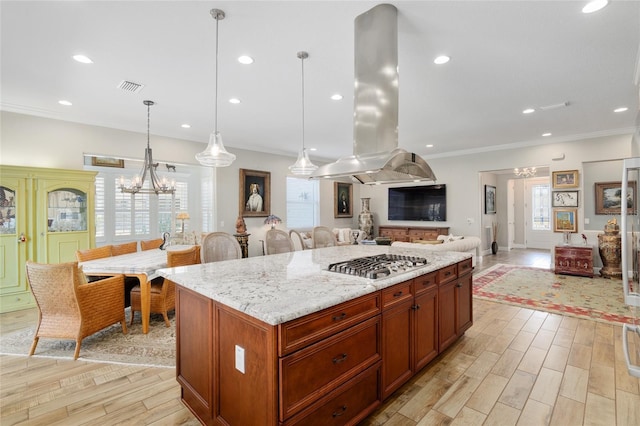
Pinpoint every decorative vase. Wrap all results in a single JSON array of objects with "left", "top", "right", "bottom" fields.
[
  {"left": 598, "top": 218, "right": 622, "bottom": 279},
  {"left": 491, "top": 241, "right": 498, "bottom": 255},
  {"left": 358, "top": 198, "right": 374, "bottom": 240}
]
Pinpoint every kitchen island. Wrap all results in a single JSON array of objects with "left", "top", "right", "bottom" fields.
[{"left": 158, "top": 245, "right": 473, "bottom": 426}]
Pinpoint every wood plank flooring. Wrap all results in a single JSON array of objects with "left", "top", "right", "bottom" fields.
[{"left": 2, "top": 249, "right": 639, "bottom": 425}]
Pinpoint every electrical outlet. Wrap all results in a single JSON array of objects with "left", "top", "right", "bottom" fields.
[
  {"left": 235, "top": 345, "right": 245, "bottom": 374},
  {"left": 220, "top": 221, "right": 225, "bottom": 228}
]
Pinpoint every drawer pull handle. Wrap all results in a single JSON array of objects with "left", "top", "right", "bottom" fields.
[
  {"left": 444, "top": 271, "right": 452, "bottom": 276},
  {"left": 332, "top": 353, "right": 348, "bottom": 364},
  {"left": 412, "top": 304, "right": 421, "bottom": 310},
  {"left": 332, "top": 313, "right": 347, "bottom": 321},
  {"left": 393, "top": 291, "right": 403, "bottom": 297},
  {"left": 332, "top": 405, "right": 347, "bottom": 418},
  {"left": 456, "top": 283, "right": 462, "bottom": 288}
]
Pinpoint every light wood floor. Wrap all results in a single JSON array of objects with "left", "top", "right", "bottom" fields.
[{"left": 2, "top": 249, "right": 639, "bottom": 425}]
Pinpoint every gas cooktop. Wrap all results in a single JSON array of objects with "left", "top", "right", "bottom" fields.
[{"left": 327, "top": 254, "right": 428, "bottom": 280}]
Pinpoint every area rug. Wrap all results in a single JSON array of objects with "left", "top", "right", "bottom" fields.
[
  {"left": 473, "top": 264, "right": 635, "bottom": 325},
  {"left": 0, "top": 310, "right": 176, "bottom": 367}
]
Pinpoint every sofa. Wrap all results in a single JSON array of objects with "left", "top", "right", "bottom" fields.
[{"left": 391, "top": 235, "right": 482, "bottom": 266}]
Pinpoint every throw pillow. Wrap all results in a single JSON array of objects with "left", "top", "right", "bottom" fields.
[{"left": 412, "top": 239, "right": 444, "bottom": 245}]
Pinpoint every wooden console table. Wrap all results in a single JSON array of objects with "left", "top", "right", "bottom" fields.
[
  {"left": 554, "top": 245, "right": 593, "bottom": 278},
  {"left": 378, "top": 225, "right": 449, "bottom": 242},
  {"left": 234, "top": 233, "right": 250, "bottom": 258}
]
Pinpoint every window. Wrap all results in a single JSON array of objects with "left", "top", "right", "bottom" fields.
[
  {"left": 286, "top": 177, "right": 319, "bottom": 229},
  {"left": 531, "top": 183, "right": 551, "bottom": 230},
  {"left": 94, "top": 176, "right": 105, "bottom": 238}
]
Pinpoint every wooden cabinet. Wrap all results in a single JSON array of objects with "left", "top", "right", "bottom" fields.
[
  {"left": 378, "top": 225, "right": 449, "bottom": 242},
  {"left": 0, "top": 165, "right": 96, "bottom": 313},
  {"left": 438, "top": 259, "right": 473, "bottom": 352},
  {"left": 554, "top": 245, "right": 593, "bottom": 277}
]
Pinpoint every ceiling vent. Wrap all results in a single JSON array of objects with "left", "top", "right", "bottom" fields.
[{"left": 117, "top": 80, "right": 144, "bottom": 93}]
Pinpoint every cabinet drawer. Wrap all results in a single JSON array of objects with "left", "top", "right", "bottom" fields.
[
  {"left": 284, "top": 363, "right": 381, "bottom": 426},
  {"left": 438, "top": 264, "right": 457, "bottom": 284},
  {"left": 279, "top": 316, "right": 381, "bottom": 420},
  {"left": 278, "top": 293, "right": 380, "bottom": 356},
  {"left": 381, "top": 281, "right": 413, "bottom": 310},
  {"left": 457, "top": 258, "right": 473, "bottom": 276},
  {"left": 408, "top": 229, "right": 438, "bottom": 241},
  {"left": 414, "top": 272, "right": 437, "bottom": 295}
]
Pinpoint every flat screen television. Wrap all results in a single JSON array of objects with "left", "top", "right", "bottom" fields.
[{"left": 388, "top": 184, "right": 446, "bottom": 221}]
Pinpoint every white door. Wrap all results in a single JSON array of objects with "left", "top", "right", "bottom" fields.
[
  {"left": 507, "top": 180, "right": 515, "bottom": 250},
  {"left": 524, "top": 177, "right": 552, "bottom": 249}
]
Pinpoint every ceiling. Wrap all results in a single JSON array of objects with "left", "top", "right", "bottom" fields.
[{"left": 1, "top": 1, "right": 639, "bottom": 163}]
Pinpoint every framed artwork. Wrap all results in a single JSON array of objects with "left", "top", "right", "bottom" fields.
[
  {"left": 595, "top": 181, "right": 637, "bottom": 215},
  {"left": 484, "top": 185, "right": 496, "bottom": 214},
  {"left": 553, "top": 208, "right": 578, "bottom": 232},
  {"left": 91, "top": 156, "right": 124, "bottom": 168},
  {"left": 334, "top": 182, "right": 353, "bottom": 218},
  {"left": 239, "top": 169, "right": 270, "bottom": 217},
  {"left": 552, "top": 170, "right": 579, "bottom": 188},
  {"left": 552, "top": 191, "right": 579, "bottom": 207}
]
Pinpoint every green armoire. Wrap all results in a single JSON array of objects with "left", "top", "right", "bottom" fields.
[{"left": 0, "top": 165, "right": 96, "bottom": 312}]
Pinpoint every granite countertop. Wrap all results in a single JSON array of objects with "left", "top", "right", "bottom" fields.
[{"left": 157, "top": 245, "right": 471, "bottom": 326}]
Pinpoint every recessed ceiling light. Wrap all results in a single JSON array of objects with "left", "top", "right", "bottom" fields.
[
  {"left": 58, "top": 100, "right": 72, "bottom": 106},
  {"left": 522, "top": 108, "right": 535, "bottom": 114},
  {"left": 542, "top": 133, "right": 552, "bottom": 137},
  {"left": 181, "top": 124, "right": 191, "bottom": 129},
  {"left": 426, "top": 144, "right": 434, "bottom": 148},
  {"left": 238, "top": 55, "right": 254, "bottom": 64},
  {"left": 72, "top": 54, "right": 93, "bottom": 64},
  {"left": 614, "top": 107, "right": 629, "bottom": 113},
  {"left": 582, "top": 0, "right": 609, "bottom": 14},
  {"left": 331, "top": 94, "right": 343, "bottom": 101},
  {"left": 309, "top": 148, "right": 317, "bottom": 151},
  {"left": 434, "top": 55, "right": 450, "bottom": 65},
  {"left": 229, "top": 98, "right": 241, "bottom": 104}
]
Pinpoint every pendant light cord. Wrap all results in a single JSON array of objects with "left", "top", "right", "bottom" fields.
[
  {"left": 214, "top": 13, "right": 219, "bottom": 133},
  {"left": 146, "top": 102, "right": 151, "bottom": 149},
  {"left": 301, "top": 55, "right": 305, "bottom": 151}
]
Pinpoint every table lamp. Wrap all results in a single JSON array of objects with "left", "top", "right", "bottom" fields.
[
  {"left": 176, "top": 212, "right": 190, "bottom": 234},
  {"left": 264, "top": 215, "right": 281, "bottom": 229}
]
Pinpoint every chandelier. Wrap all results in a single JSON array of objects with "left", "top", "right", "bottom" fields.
[
  {"left": 119, "top": 100, "right": 176, "bottom": 195},
  {"left": 289, "top": 51, "right": 318, "bottom": 175},
  {"left": 513, "top": 167, "right": 536, "bottom": 178},
  {"left": 196, "top": 8, "right": 236, "bottom": 167}
]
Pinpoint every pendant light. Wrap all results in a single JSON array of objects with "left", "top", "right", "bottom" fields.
[
  {"left": 289, "top": 51, "right": 318, "bottom": 175},
  {"left": 119, "top": 100, "right": 176, "bottom": 195},
  {"left": 196, "top": 8, "right": 236, "bottom": 167}
]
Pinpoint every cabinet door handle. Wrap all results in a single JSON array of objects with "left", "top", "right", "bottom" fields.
[
  {"left": 332, "top": 405, "right": 347, "bottom": 417},
  {"left": 393, "top": 291, "right": 403, "bottom": 297},
  {"left": 332, "top": 313, "right": 346, "bottom": 321},
  {"left": 412, "top": 304, "right": 421, "bottom": 310},
  {"left": 332, "top": 353, "right": 348, "bottom": 364},
  {"left": 456, "top": 283, "right": 462, "bottom": 288}
]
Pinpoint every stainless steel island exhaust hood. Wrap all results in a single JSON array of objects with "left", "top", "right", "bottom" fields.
[{"left": 310, "top": 3, "right": 436, "bottom": 184}]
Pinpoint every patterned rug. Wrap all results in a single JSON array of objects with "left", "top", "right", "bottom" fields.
[
  {"left": 0, "top": 310, "right": 176, "bottom": 367},
  {"left": 473, "top": 264, "right": 635, "bottom": 325}
]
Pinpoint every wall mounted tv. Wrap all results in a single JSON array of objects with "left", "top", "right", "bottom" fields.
[{"left": 388, "top": 184, "right": 446, "bottom": 221}]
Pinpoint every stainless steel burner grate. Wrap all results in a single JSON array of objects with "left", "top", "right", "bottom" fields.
[{"left": 327, "top": 254, "right": 427, "bottom": 279}]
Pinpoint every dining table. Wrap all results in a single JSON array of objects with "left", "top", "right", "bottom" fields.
[{"left": 79, "top": 245, "right": 191, "bottom": 334}]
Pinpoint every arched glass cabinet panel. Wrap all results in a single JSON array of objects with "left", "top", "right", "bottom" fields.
[
  {"left": 47, "top": 188, "right": 87, "bottom": 232},
  {"left": 0, "top": 186, "right": 16, "bottom": 234}
]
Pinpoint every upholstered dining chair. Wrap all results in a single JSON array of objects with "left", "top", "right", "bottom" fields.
[
  {"left": 26, "top": 261, "right": 127, "bottom": 360},
  {"left": 140, "top": 238, "right": 163, "bottom": 251},
  {"left": 265, "top": 229, "right": 294, "bottom": 255},
  {"left": 289, "top": 229, "right": 307, "bottom": 251},
  {"left": 312, "top": 226, "right": 338, "bottom": 248},
  {"left": 111, "top": 241, "right": 138, "bottom": 256},
  {"left": 75, "top": 245, "right": 112, "bottom": 262},
  {"left": 201, "top": 232, "right": 242, "bottom": 263},
  {"left": 129, "top": 245, "right": 200, "bottom": 327}
]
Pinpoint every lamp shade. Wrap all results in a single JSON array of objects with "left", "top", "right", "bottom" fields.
[
  {"left": 196, "top": 131, "right": 236, "bottom": 167},
  {"left": 176, "top": 212, "right": 190, "bottom": 220},
  {"left": 264, "top": 215, "right": 282, "bottom": 229},
  {"left": 289, "top": 148, "right": 318, "bottom": 175}
]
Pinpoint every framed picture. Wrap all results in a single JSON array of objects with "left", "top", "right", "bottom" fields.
[
  {"left": 91, "top": 156, "right": 124, "bottom": 168},
  {"left": 239, "top": 169, "right": 270, "bottom": 217},
  {"left": 553, "top": 208, "right": 578, "bottom": 232},
  {"left": 552, "top": 170, "right": 579, "bottom": 188},
  {"left": 552, "top": 191, "right": 579, "bottom": 207},
  {"left": 484, "top": 185, "right": 496, "bottom": 214},
  {"left": 595, "top": 181, "right": 637, "bottom": 215},
  {"left": 334, "top": 182, "right": 353, "bottom": 218}
]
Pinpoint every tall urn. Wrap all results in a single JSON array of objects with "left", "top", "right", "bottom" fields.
[
  {"left": 598, "top": 218, "right": 622, "bottom": 279},
  {"left": 358, "top": 198, "right": 374, "bottom": 240}
]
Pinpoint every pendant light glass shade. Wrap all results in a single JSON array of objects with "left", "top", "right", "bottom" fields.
[
  {"left": 289, "top": 51, "right": 318, "bottom": 175},
  {"left": 196, "top": 131, "right": 236, "bottom": 167},
  {"left": 196, "top": 8, "right": 236, "bottom": 167}
]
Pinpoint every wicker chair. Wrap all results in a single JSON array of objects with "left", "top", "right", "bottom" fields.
[
  {"left": 312, "top": 226, "right": 338, "bottom": 248},
  {"left": 111, "top": 241, "right": 138, "bottom": 256},
  {"left": 140, "top": 238, "right": 163, "bottom": 251},
  {"left": 289, "top": 230, "right": 307, "bottom": 251},
  {"left": 26, "top": 261, "right": 127, "bottom": 360},
  {"left": 201, "top": 232, "right": 242, "bottom": 263},
  {"left": 130, "top": 245, "right": 200, "bottom": 327},
  {"left": 75, "top": 245, "right": 112, "bottom": 262},
  {"left": 265, "top": 229, "right": 294, "bottom": 255}
]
